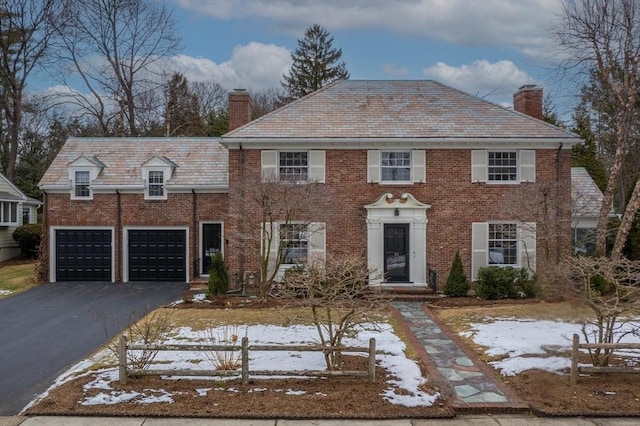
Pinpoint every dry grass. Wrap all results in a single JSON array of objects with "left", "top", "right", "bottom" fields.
[{"left": 0, "top": 261, "right": 38, "bottom": 299}]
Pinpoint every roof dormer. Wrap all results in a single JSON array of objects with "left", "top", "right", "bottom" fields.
[
  {"left": 67, "top": 155, "right": 105, "bottom": 200},
  {"left": 141, "top": 156, "right": 178, "bottom": 200}
]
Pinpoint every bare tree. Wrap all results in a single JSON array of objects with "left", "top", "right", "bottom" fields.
[
  {"left": 0, "top": 0, "right": 63, "bottom": 180},
  {"left": 557, "top": 0, "right": 640, "bottom": 259},
  {"left": 232, "top": 173, "right": 333, "bottom": 299},
  {"left": 277, "top": 254, "right": 389, "bottom": 370},
  {"left": 52, "top": 0, "right": 180, "bottom": 136}
]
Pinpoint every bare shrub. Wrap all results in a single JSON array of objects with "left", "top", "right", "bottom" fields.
[
  {"left": 103, "top": 309, "right": 175, "bottom": 370},
  {"left": 563, "top": 256, "right": 640, "bottom": 366},
  {"left": 276, "top": 254, "right": 390, "bottom": 370},
  {"left": 205, "top": 325, "right": 244, "bottom": 370}
]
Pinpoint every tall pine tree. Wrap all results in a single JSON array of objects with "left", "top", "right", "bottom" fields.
[{"left": 281, "top": 24, "right": 349, "bottom": 103}]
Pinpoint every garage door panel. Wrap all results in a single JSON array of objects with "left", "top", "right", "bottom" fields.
[
  {"left": 56, "top": 230, "right": 112, "bottom": 281},
  {"left": 128, "top": 230, "right": 186, "bottom": 281}
]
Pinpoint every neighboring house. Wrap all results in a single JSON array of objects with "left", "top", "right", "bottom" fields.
[
  {"left": 571, "top": 167, "right": 609, "bottom": 256},
  {"left": 39, "top": 80, "right": 581, "bottom": 288},
  {"left": 0, "top": 172, "right": 41, "bottom": 262},
  {"left": 221, "top": 81, "right": 581, "bottom": 288},
  {"left": 39, "top": 139, "right": 227, "bottom": 282}
]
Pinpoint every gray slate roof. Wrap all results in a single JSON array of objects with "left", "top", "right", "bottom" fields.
[
  {"left": 571, "top": 167, "right": 606, "bottom": 218},
  {"left": 224, "top": 80, "right": 578, "bottom": 140},
  {"left": 39, "top": 138, "right": 228, "bottom": 188}
]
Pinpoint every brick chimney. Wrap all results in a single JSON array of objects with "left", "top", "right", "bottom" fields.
[
  {"left": 513, "top": 84, "right": 543, "bottom": 120},
  {"left": 228, "top": 89, "right": 252, "bottom": 131}
]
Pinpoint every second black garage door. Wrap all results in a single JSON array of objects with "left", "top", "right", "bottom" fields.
[{"left": 128, "top": 230, "right": 186, "bottom": 281}]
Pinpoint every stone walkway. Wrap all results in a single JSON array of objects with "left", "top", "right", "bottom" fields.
[{"left": 392, "top": 301, "right": 527, "bottom": 413}]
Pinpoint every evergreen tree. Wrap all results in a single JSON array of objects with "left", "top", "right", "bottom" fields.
[
  {"left": 280, "top": 24, "right": 349, "bottom": 103},
  {"left": 164, "top": 73, "right": 206, "bottom": 137},
  {"left": 443, "top": 251, "right": 469, "bottom": 297},
  {"left": 208, "top": 251, "right": 229, "bottom": 297}
]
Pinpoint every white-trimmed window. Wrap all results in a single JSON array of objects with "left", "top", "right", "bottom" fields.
[
  {"left": 488, "top": 152, "right": 517, "bottom": 182},
  {"left": 381, "top": 151, "right": 411, "bottom": 182},
  {"left": 74, "top": 171, "right": 91, "bottom": 198},
  {"left": 367, "top": 150, "right": 425, "bottom": 183},
  {"left": 148, "top": 171, "right": 165, "bottom": 198},
  {"left": 279, "top": 152, "right": 308, "bottom": 182},
  {"left": 472, "top": 222, "right": 536, "bottom": 281},
  {"left": 471, "top": 150, "right": 535, "bottom": 183},
  {"left": 280, "top": 223, "right": 309, "bottom": 264},
  {"left": 261, "top": 150, "right": 325, "bottom": 183},
  {"left": 0, "top": 201, "right": 18, "bottom": 225},
  {"left": 488, "top": 223, "right": 518, "bottom": 265}
]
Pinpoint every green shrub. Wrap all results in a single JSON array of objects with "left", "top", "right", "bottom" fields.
[
  {"left": 207, "top": 252, "right": 229, "bottom": 297},
  {"left": 12, "top": 223, "right": 42, "bottom": 258},
  {"left": 443, "top": 251, "right": 469, "bottom": 296},
  {"left": 475, "top": 266, "right": 535, "bottom": 300}
]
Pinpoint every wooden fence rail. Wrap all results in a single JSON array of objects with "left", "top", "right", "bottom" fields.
[
  {"left": 118, "top": 336, "right": 377, "bottom": 385},
  {"left": 570, "top": 333, "right": 640, "bottom": 385}
]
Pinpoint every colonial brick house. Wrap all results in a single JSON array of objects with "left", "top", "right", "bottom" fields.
[
  {"left": 39, "top": 80, "right": 580, "bottom": 289},
  {"left": 221, "top": 81, "right": 580, "bottom": 288}
]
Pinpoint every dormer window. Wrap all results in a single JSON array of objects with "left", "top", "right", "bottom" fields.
[
  {"left": 148, "top": 171, "right": 164, "bottom": 197},
  {"left": 74, "top": 171, "right": 91, "bottom": 197},
  {"left": 142, "top": 156, "right": 176, "bottom": 200},
  {"left": 68, "top": 155, "right": 104, "bottom": 200}
]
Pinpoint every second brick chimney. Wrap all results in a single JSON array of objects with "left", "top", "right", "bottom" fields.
[
  {"left": 513, "top": 84, "right": 543, "bottom": 120},
  {"left": 228, "top": 89, "right": 252, "bottom": 131}
]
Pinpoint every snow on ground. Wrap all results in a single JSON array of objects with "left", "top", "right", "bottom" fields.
[
  {"left": 463, "top": 318, "right": 640, "bottom": 376},
  {"left": 26, "top": 322, "right": 439, "bottom": 411},
  {"left": 0, "top": 289, "right": 14, "bottom": 297}
]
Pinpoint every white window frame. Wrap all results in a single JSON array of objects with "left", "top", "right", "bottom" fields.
[
  {"left": 381, "top": 151, "right": 412, "bottom": 183},
  {"left": 147, "top": 170, "right": 165, "bottom": 198},
  {"left": 488, "top": 223, "right": 519, "bottom": 266},
  {"left": 279, "top": 223, "right": 309, "bottom": 265},
  {"left": 0, "top": 201, "right": 19, "bottom": 225},
  {"left": 278, "top": 151, "right": 309, "bottom": 183},
  {"left": 72, "top": 170, "right": 93, "bottom": 200},
  {"left": 487, "top": 151, "right": 518, "bottom": 183},
  {"left": 472, "top": 150, "right": 535, "bottom": 184},
  {"left": 262, "top": 150, "right": 325, "bottom": 183}
]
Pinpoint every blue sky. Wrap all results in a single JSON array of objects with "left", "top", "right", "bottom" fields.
[
  {"left": 167, "top": 0, "right": 576, "bottom": 115},
  {"left": 39, "top": 1, "right": 580, "bottom": 118}
]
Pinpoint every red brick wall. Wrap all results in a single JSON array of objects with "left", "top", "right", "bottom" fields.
[
  {"left": 225, "top": 148, "right": 572, "bottom": 288},
  {"left": 44, "top": 192, "right": 227, "bottom": 282}
]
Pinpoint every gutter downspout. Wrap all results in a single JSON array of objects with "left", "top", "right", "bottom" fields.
[
  {"left": 239, "top": 143, "right": 245, "bottom": 294},
  {"left": 555, "top": 143, "right": 563, "bottom": 263},
  {"left": 116, "top": 189, "right": 122, "bottom": 283},
  {"left": 42, "top": 192, "right": 49, "bottom": 282},
  {"left": 192, "top": 189, "right": 197, "bottom": 280}
]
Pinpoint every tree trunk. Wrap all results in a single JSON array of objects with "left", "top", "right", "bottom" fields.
[{"left": 611, "top": 178, "right": 640, "bottom": 260}]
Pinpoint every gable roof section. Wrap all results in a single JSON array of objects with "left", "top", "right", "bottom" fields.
[
  {"left": 222, "top": 80, "right": 579, "bottom": 147},
  {"left": 571, "top": 167, "right": 608, "bottom": 219},
  {"left": 40, "top": 138, "right": 228, "bottom": 189},
  {"left": 0, "top": 171, "right": 27, "bottom": 202}
]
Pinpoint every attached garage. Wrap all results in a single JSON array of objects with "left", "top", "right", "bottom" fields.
[
  {"left": 127, "top": 229, "right": 187, "bottom": 282},
  {"left": 55, "top": 229, "right": 112, "bottom": 281}
]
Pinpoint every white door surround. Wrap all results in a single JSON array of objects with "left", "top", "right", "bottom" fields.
[{"left": 364, "top": 193, "right": 430, "bottom": 286}]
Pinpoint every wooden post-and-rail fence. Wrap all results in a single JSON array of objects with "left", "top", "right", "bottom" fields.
[
  {"left": 118, "top": 335, "right": 377, "bottom": 384},
  {"left": 570, "top": 333, "right": 640, "bottom": 385}
]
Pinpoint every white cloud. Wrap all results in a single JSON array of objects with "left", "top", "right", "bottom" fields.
[
  {"left": 382, "top": 63, "right": 410, "bottom": 77},
  {"left": 169, "top": 42, "right": 291, "bottom": 91},
  {"left": 423, "top": 60, "right": 535, "bottom": 106},
  {"left": 174, "top": 0, "right": 561, "bottom": 62}
]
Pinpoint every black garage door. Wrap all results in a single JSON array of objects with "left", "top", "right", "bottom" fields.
[
  {"left": 128, "top": 230, "right": 186, "bottom": 281},
  {"left": 56, "top": 229, "right": 112, "bottom": 281}
]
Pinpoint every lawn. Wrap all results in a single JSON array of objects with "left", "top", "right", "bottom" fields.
[{"left": 0, "top": 260, "right": 39, "bottom": 299}]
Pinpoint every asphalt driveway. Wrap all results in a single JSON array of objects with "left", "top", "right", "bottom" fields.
[{"left": 0, "top": 281, "right": 188, "bottom": 415}]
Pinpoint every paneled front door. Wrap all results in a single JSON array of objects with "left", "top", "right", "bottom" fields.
[
  {"left": 384, "top": 224, "right": 410, "bottom": 282},
  {"left": 202, "top": 223, "right": 222, "bottom": 275}
]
